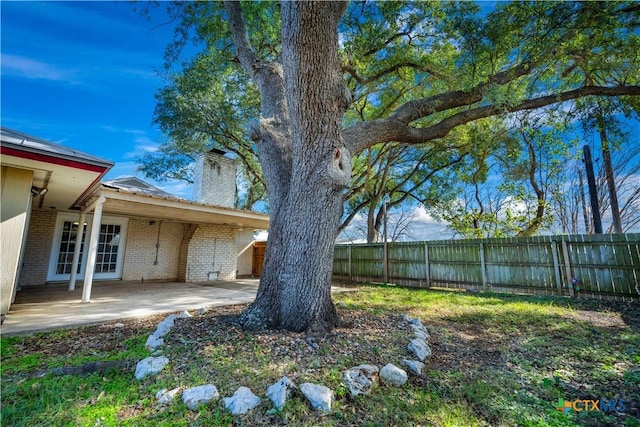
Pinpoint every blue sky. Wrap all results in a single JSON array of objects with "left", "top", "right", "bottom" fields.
[
  {"left": 1, "top": 1, "right": 191, "bottom": 195},
  {"left": 2, "top": 2, "right": 637, "bottom": 239}
]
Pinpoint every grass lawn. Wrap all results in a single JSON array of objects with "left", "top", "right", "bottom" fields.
[{"left": 1, "top": 285, "right": 639, "bottom": 426}]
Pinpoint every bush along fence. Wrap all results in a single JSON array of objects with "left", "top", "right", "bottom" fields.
[{"left": 333, "top": 233, "right": 640, "bottom": 300}]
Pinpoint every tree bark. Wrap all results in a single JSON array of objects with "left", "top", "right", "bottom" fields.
[
  {"left": 517, "top": 132, "right": 546, "bottom": 237},
  {"left": 229, "top": 1, "right": 349, "bottom": 334}
]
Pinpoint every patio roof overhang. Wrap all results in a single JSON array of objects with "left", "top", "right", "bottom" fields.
[
  {"left": 73, "top": 187, "right": 269, "bottom": 303},
  {"left": 88, "top": 187, "right": 270, "bottom": 230}
]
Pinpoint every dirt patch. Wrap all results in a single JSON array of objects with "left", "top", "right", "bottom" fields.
[{"left": 166, "top": 305, "right": 413, "bottom": 381}]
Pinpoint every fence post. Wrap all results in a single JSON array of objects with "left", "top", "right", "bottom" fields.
[
  {"left": 480, "top": 242, "right": 488, "bottom": 291},
  {"left": 561, "top": 240, "right": 575, "bottom": 297},
  {"left": 348, "top": 244, "right": 352, "bottom": 280},
  {"left": 550, "top": 241, "right": 563, "bottom": 296},
  {"left": 424, "top": 242, "right": 431, "bottom": 288}
]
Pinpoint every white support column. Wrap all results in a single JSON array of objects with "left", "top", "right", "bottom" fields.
[
  {"left": 82, "top": 195, "right": 106, "bottom": 303},
  {"left": 68, "top": 212, "right": 86, "bottom": 291}
]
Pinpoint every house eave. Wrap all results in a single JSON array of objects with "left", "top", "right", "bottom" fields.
[{"left": 84, "top": 188, "right": 269, "bottom": 230}]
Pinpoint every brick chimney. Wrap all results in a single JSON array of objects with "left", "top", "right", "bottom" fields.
[{"left": 193, "top": 149, "right": 237, "bottom": 208}]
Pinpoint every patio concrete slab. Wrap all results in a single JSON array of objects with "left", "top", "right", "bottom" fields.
[{"left": 1, "top": 279, "right": 260, "bottom": 336}]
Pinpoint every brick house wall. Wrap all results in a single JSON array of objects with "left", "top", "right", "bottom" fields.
[
  {"left": 19, "top": 206, "right": 252, "bottom": 288},
  {"left": 19, "top": 208, "right": 56, "bottom": 287},
  {"left": 184, "top": 224, "right": 237, "bottom": 282},
  {"left": 121, "top": 219, "right": 183, "bottom": 282}
]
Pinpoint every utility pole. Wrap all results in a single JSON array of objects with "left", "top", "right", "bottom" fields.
[
  {"left": 598, "top": 121, "right": 623, "bottom": 233},
  {"left": 583, "top": 145, "right": 603, "bottom": 234}
]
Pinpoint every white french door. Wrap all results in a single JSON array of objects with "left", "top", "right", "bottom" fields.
[{"left": 47, "top": 213, "right": 128, "bottom": 282}]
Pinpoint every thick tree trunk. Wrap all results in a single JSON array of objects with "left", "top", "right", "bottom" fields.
[
  {"left": 236, "top": 1, "right": 350, "bottom": 334},
  {"left": 367, "top": 203, "right": 379, "bottom": 243}
]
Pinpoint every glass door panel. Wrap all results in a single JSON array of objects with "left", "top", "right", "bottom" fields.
[
  {"left": 55, "top": 221, "right": 86, "bottom": 275},
  {"left": 95, "top": 224, "right": 121, "bottom": 274}
]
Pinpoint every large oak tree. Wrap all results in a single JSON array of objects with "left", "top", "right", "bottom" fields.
[{"left": 150, "top": 1, "right": 640, "bottom": 334}]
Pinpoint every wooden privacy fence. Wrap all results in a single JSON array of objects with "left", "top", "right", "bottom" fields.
[{"left": 333, "top": 234, "right": 640, "bottom": 300}]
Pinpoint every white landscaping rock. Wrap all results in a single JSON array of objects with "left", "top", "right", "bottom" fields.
[
  {"left": 408, "top": 338, "right": 431, "bottom": 361},
  {"left": 135, "top": 356, "right": 169, "bottom": 380},
  {"left": 408, "top": 317, "right": 423, "bottom": 326},
  {"left": 343, "top": 364, "right": 379, "bottom": 398},
  {"left": 178, "top": 310, "right": 192, "bottom": 319},
  {"left": 156, "top": 387, "right": 182, "bottom": 405},
  {"left": 223, "top": 387, "right": 261, "bottom": 415},
  {"left": 145, "top": 333, "right": 164, "bottom": 350},
  {"left": 402, "top": 359, "right": 426, "bottom": 375},
  {"left": 379, "top": 363, "right": 408, "bottom": 386},
  {"left": 409, "top": 322, "right": 430, "bottom": 340},
  {"left": 412, "top": 328, "right": 430, "bottom": 341},
  {"left": 266, "top": 376, "right": 297, "bottom": 410},
  {"left": 300, "top": 383, "right": 333, "bottom": 412},
  {"left": 182, "top": 384, "right": 219, "bottom": 410},
  {"left": 154, "top": 314, "right": 177, "bottom": 337}
]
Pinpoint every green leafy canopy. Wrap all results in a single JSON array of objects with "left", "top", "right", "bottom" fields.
[{"left": 141, "top": 1, "right": 639, "bottom": 234}]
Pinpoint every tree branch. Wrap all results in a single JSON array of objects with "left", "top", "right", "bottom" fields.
[
  {"left": 364, "top": 31, "right": 412, "bottom": 57},
  {"left": 345, "top": 85, "right": 640, "bottom": 153},
  {"left": 342, "top": 61, "right": 448, "bottom": 85},
  {"left": 386, "top": 61, "right": 534, "bottom": 125},
  {"left": 223, "top": 1, "right": 261, "bottom": 78}
]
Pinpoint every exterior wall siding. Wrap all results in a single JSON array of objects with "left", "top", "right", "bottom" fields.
[
  {"left": 185, "top": 224, "right": 237, "bottom": 282},
  {"left": 1, "top": 166, "right": 34, "bottom": 313},
  {"left": 121, "top": 219, "right": 183, "bottom": 282},
  {"left": 19, "top": 208, "right": 56, "bottom": 287}
]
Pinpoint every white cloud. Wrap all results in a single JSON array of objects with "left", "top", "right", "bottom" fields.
[
  {"left": 103, "top": 161, "right": 139, "bottom": 180},
  {"left": 99, "top": 126, "right": 161, "bottom": 159},
  {"left": 1, "top": 54, "right": 78, "bottom": 82},
  {"left": 155, "top": 181, "right": 192, "bottom": 199},
  {"left": 124, "top": 137, "right": 160, "bottom": 159},
  {"left": 407, "top": 205, "right": 455, "bottom": 241},
  {"left": 337, "top": 205, "right": 455, "bottom": 243}
]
